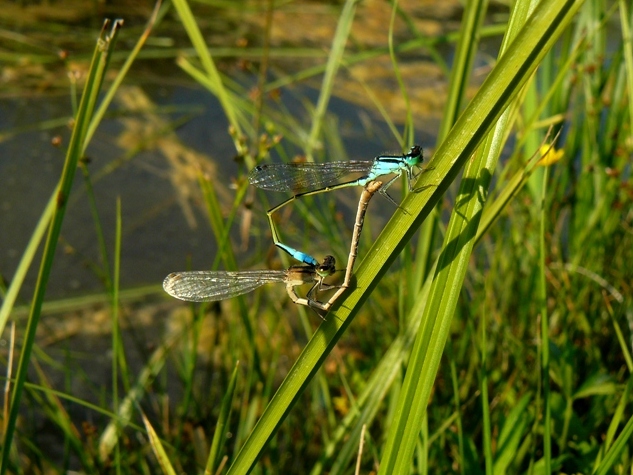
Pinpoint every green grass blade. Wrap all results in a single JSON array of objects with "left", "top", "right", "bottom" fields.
[
  {"left": 0, "top": 20, "right": 124, "bottom": 474},
  {"left": 481, "top": 305, "right": 493, "bottom": 475},
  {"left": 537, "top": 163, "right": 552, "bottom": 473},
  {"left": 305, "top": 0, "right": 358, "bottom": 157},
  {"left": 110, "top": 197, "right": 126, "bottom": 469},
  {"left": 593, "top": 411, "right": 633, "bottom": 475},
  {"left": 493, "top": 393, "right": 532, "bottom": 474},
  {"left": 375, "top": 0, "right": 583, "bottom": 472},
  {"left": 411, "top": 0, "right": 489, "bottom": 324},
  {"left": 141, "top": 411, "right": 178, "bottom": 475},
  {"left": 84, "top": 0, "right": 165, "bottom": 148},
  {"left": 596, "top": 378, "right": 633, "bottom": 470},
  {"left": 98, "top": 332, "right": 182, "bottom": 461},
  {"left": 206, "top": 361, "right": 240, "bottom": 474},
  {"left": 226, "top": 2, "right": 584, "bottom": 472},
  {"left": 171, "top": 0, "right": 244, "bottom": 145},
  {"left": 618, "top": 0, "right": 633, "bottom": 129},
  {"left": 30, "top": 360, "right": 97, "bottom": 472},
  {"left": 321, "top": 274, "right": 435, "bottom": 473},
  {"left": 438, "top": 0, "right": 489, "bottom": 140},
  {"left": 0, "top": 195, "right": 55, "bottom": 336}
]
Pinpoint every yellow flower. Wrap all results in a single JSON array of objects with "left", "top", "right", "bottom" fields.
[{"left": 538, "top": 144, "right": 564, "bottom": 166}]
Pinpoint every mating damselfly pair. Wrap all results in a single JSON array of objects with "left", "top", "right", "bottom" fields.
[{"left": 163, "top": 145, "right": 423, "bottom": 314}]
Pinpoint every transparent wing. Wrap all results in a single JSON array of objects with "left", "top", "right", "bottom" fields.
[
  {"left": 163, "top": 270, "right": 288, "bottom": 302},
  {"left": 247, "top": 160, "right": 374, "bottom": 193}
]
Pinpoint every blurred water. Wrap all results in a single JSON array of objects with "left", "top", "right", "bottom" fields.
[{"left": 0, "top": 83, "right": 438, "bottom": 301}]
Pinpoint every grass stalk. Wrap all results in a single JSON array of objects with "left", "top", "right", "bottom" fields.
[
  {"left": 171, "top": 0, "right": 244, "bottom": 149},
  {"left": 387, "top": 0, "right": 413, "bottom": 146},
  {"left": 538, "top": 164, "right": 552, "bottom": 472},
  {"left": 110, "top": 197, "right": 124, "bottom": 472},
  {"left": 378, "top": 0, "right": 581, "bottom": 471},
  {"left": 226, "top": 0, "right": 584, "bottom": 472},
  {"left": 305, "top": 0, "right": 358, "bottom": 157},
  {"left": 206, "top": 362, "right": 240, "bottom": 474},
  {"left": 0, "top": 196, "right": 55, "bottom": 336},
  {"left": 98, "top": 332, "right": 182, "bottom": 461},
  {"left": 142, "top": 411, "right": 178, "bottom": 475},
  {"left": 480, "top": 308, "right": 492, "bottom": 475},
  {"left": 0, "top": 21, "right": 124, "bottom": 474}
]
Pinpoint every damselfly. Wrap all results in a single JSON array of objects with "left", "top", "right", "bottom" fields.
[
  {"left": 163, "top": 255, "right": 336, "bottom": 309},
  {"left": 248, "top": 145, "right": 422, "bottom": 260},
  {"left": 163, "top": 180, "right": 383, "bottom": 313}
]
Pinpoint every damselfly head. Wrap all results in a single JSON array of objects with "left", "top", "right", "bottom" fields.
[
  {"left": 316, "top": 255, "right": 336, "bottom": 277},
  {"left": 406, "top": 145, "right": 423, "bottom": 166}
]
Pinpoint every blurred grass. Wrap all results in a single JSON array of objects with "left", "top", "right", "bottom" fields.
[
  {"left": 1, "top": 18, "right": 126, "bottom": 474},
  {"left": 1, "top": 0, "right": 633, "bottom": 474}
]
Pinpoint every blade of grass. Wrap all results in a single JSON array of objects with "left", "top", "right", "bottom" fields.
[
  {"left": 141, "top": 411, "right": 178, "bottom": 475},
  {"left": 378, "top": 0, "right": 555, "bottom": 469},
  {"left": 593, "top": 410, "right": 633, "bottom": 475},
  {"left": 110, "top": 197, "right": 126, "bottom": 470},
  {"left": 206, "top": 361, "right": 240, "bottom": 475},
  {"left": 304, "top": 0, "right": 358, "bottom": 157},
  {"left": 226, "top": 1, "right": 584, "bottom": 472},
  {"left": 0, "top": 20, "right": 124, "bottom": 474},
  {"left": 409, "top": 0, "right": 488, "bottom": 320},
  {"left": 99, "top": 331, "right": 182, "bottom": 460},
  {"left": 0, "top": 196, "right": 55, "bottom": 335},
  {"left": 318, "top": 272, "right": 434, "bottom": 474},
  {"left": 29, "top": 360, "right": 96, "bottom": 472},
  {"left": 537, "top": 154, "right": 552, "bottom": 473},
  {"left": 438, "top": 0, "right": 489, "bottom": 140},
  {"left": 446, "top": 341, "right": 466, "bottom": 475},
  {"left": 387, "top": 0, "right": 413, "bottom": 146},
  {"left": 481, "top": 299, "right": 492, "bottom": 475},
  {"left": 596, "top": 377, "right": 633, "bottom": 469},
  {"left": 324, "top": 0, "right": 492, "bottom": 473},
  {"left": 492, "top": 393, "right": 532, "bottom": 474},
  {"left": 171, "top": 0, "right": 245, "bottom": 152},
  {"left": 85, "top": 0, "right": 165, "bottom": 149},
  {"left": 617, "top": 0, "right": 633, "bottom": 131}
]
